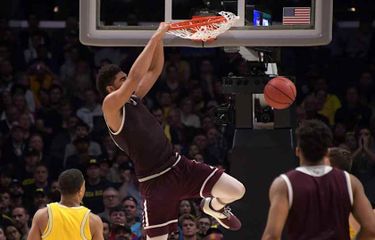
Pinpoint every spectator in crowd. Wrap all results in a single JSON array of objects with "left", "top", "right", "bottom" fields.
[
  {"left": 5, "top": 224, "right": 22, "bottom": 240},
  {"left": 301, "top": 94, "right": 330, "bottom": 126},
  {"left": 76, "top": 88, "right": 103, "bottom": 130},
  {"left": 168, "top": 108, "right": 188, "bottom": 145},
  {"left": 23, "top": 164, "right": 50, "bottom": 201},
  {"left": 65, "top": 136, "right": 92, "bottom": 171},
  {"left": 313, "top": 77, "right": 341, "bottom": 125},
  {"left": 0, "top": 191, "right": 11, "bottom": 217},
  {"left": 0, "top": 170, "right": 12, "bottom": 192},
  {"left": 1, "top": 123, "right": 26, "bottom": 168},
  {"left": 335, "top": 86, "right": 372, "bottom": 131},
  {"left": 83, "top": 158, "right": 111, "bottom": 213},
  {"left": 11, "top": 207, "right": 29, "bottom": 238},
  {"left": 167, "top": 230, "right": 179, "bottom": 240},
  {"left": 17, "top": 149, "right": 40, "bottom": 185},
  {"left": 32, "top": 188, "right": 49, "bottom": 213},
  {"left": 108, "top": 151, "right": 131, "bottom": 183},
  {"left": 163, "top": 48, "right": 191, "bottom": 84},
  {"left": 151, "top": 107, "right": 172, "bottom": 142},
  {"left": 27, "top": 133, "right": 49, "bottom": 164},
  {"left": 117, "top": 162, "right": 140, "bottom": 206},
  {"left": 48, "top": 114, "right": 79, "bottom": 177},
  {"left": 8, "top": 179, "right": 24, "bottom": 208},
  {"left": 99, "top": 158, "right": 112, "bottom": 180},
  {"left": 0, "top": 106, "right": 19, "bottom": 136},
  {"left": 64, "top": 122, "right": 102, "bottom": 165},
  {"left": 179, "top": 200, "right": 197, "bottom": 217},
  {"left": 180, "top": 97, "right": 201, "bottom": 128},
  {"left": 109, "top": 205, "right": 127, "bottom": 226},
  {"left": 179, "top": 214, "right": 199, "bottom": 240},
  {"left": 351, "top": 127, "right": 375, "bottom": 206},
  {"left": 122, "top": 196, "right": 142, "bottom": 238},
  {"left": 111, "top": 224, "right": 133, "bottom": 240},
  {"left": 99, "top": 187, "right": 120, "bottom": 220},
  {"left": 160, "top": 65, "right": 185, "bottom": 100},
  {"left": 197, "top": 215, "right": 212, "bottom": 239},
  {"left": 100, "top": 135, "right": 117, "bottom": 163},
  {"left": 206, "top": 127, "right": 228, "bottom": 165},
  {"left": 203, "top": 228, "right": 224, "bottom": 240},
  {"left": 102, "top": 217, "right": 110, "bottom": 240}
]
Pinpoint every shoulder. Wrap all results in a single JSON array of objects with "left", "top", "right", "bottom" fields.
[
  {"left": 34, "top": 207, "right": 49, "bottom": 220},
  {"left": 348, "top": 174, "right": 362, "bottom": 191},
  {"left": 89, "top": 212, "right": 103, "bottom": 227},
  {"left": 270, "top": 176, "right": 288, "bottom": 195},
  {"left": 33, "top": 207, "right": 49, "bottom": 230}
]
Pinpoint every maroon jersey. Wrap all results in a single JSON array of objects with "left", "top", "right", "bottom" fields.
[
  {"left": 281, "top": 166, "right": 352, "bottom": 240},
  {"left": 107, "top": 96, "right": 175, "bottom": 179}
]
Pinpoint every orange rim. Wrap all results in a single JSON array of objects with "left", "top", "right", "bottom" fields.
[{"left": 169, "top": 16, "right": 226, "bottom": 31}]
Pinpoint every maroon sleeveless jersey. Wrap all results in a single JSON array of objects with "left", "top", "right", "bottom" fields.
[
  {"left": 107, "top": 96, "right": 175, "bottom": 179},
  {"left": 281, "top": 166, "right": 352, "bottom": 240}
]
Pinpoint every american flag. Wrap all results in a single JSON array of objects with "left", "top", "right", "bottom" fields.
[{"left": 282, "top": 7, "right": 311, "bottom": 25}]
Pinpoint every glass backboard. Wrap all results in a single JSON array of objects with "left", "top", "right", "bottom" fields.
[{"left": 80, "top": 0, "right": 332, "bottom": 47}]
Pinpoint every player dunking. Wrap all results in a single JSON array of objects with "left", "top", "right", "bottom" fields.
[
  {"left": 28, "top": 169, "right": 104, "bottom": 240},
  {"left": 262, "top": 120, "right": 375, "bottom": 240},
  {"left": 97, "top": 23, "right": 245, "bottom": 240}
]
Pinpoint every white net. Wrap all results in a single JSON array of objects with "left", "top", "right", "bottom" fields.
[{"left": 167, "top": 11, "right": 240, "bottom": 42}]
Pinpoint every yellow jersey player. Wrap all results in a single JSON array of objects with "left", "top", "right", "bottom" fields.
[{"left": 27, "top": 169, "right": 104, "bottom": 240}]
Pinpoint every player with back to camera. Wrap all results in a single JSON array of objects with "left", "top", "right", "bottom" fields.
[
  {"left": 97, "top": 22, "right": 245, "bottom": 240},
  {"left": 262, "top": 120, "right": 375, "bottom": 240},
  {"left": 28, "top": 169, "right": 104, "bottom": 240}
]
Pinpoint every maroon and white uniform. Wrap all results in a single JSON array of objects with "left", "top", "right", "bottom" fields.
[
  {"left": 281, "top": 166, "right": 352, "bottom": 240},
  {"left": 106, "top": 96, "right": 223, "bottom": 237}
]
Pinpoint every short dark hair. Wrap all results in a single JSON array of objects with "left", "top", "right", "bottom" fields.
[
  {"left": 328, "top": 147, "right": 352, "bottom": 172},
  {"left": 296, "top": 120, "right": 332, "bottom": 163},
  {"left": 109, "top": 205, "right": 126, "bottom": 216},
  {"left": 111, "top": 224, "right": 131, "bottom": 234},
  {"left": 179, "top": 214, "right": 196, "bottom": 226},
  {"left": 122, "top": 196, "right": 137, "bottom": 205},
  {"left": 97, "top": 64, "right": 122, "bottom": 97},
  {"left": 204, "top": 227, "right": 223, "bottom": 237},
  {"left": 58, "top": 169, "right": 84, "bottom": 195}
]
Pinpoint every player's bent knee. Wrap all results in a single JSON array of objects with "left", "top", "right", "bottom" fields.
[{"left": 236, "top": 181, "right": 246, "bottom": 199}]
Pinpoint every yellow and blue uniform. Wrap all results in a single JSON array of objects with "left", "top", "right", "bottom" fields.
[{"left": 42, "top": 202, "right": 91, "bottom": 240}]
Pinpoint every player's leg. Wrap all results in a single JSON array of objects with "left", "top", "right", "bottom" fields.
[
  {"left": 141, "top": 181, "right": 179, "bottom": 240},
  {"left": 200, "top": 173, "right": 245, "bottom": 230},
  {"left": 146, "top": 234, "right": 168, "bottom": 240},
  {"left": 210, "top": 173, "right": 246, "bottom": 209},
  {"left": 178, "top": 155, "right": 245, "bottom": 231}
]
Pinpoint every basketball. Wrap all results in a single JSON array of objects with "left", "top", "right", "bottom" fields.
[{"left": 264, "top": 76, "right": 296, "bottom": 109}]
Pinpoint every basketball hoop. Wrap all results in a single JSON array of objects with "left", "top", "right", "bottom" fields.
[{"left": 167, "top": 11, "right": 239, "bottom": 42}]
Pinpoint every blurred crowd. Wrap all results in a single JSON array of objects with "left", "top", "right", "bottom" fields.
[{"left": 0, "top": 9, "right": 374, "bottom": 240}]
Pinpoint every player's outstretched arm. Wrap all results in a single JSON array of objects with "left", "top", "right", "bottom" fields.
[
  {"left": 262, "top": 177, "right": 289, "bottom": 240},
  {"left": 102, "top": 23, "right": 169, "bottom": 113},
  {"left": 27, "top": 208, "right": 47, "bottom": 240},
  {"left": 351, "top": 175, "right": 375, "bottom": 240},
  {"left": 90, "top": 213, "right": 104, "bottom": 240},
  {"left": 135, "top": 30, "right": 166, "bottom": 98}
]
